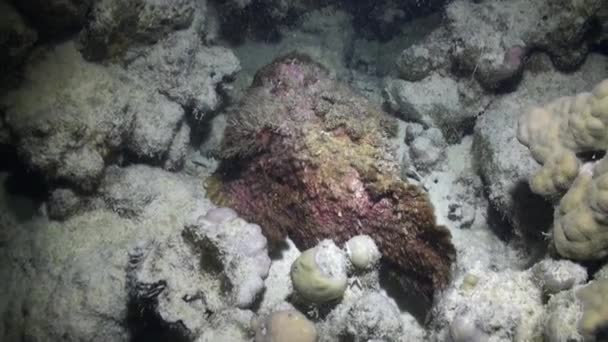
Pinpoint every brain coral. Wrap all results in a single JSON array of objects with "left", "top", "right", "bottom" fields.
[{"left": 207, "top": 54, "right": 455, "bottom": 300}]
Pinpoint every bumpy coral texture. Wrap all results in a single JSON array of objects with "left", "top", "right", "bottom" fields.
[
  {"left": 517, "top": 79, "right": 608, "bottom": 196},
  {"left": 517, "top": 79, "right": 608, "bottom": 260},
  {"left": 208, "top": 54, "right": 455, "bottom": 300}
]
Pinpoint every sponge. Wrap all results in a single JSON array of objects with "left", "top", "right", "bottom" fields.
[{"left": 517, "top": 79, "right": 608, "bottom": 196}]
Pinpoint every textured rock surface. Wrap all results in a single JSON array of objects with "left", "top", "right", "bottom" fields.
[
  {"left": 208, "top": 54, "right": 455, "bottom": 301},
  {"left": 127, "top": 206, "right": 270, "bottom": 338},
  {"left": 0, "top": 1, "right": 37, "bottom": 81},
  {"left": 431, "top": 269, "right": 545, "bottom": 342},
  {"left": 12, "top": 0, "right": 94, "bottom": 35},
  {"left": 1, "top": 43, "right": 186, "bottom": 191},
  {"left": 1, "top": 34, "right": 237, "bottom": 192},
  {"left": 397, "top": 0, "right": 603, "bottom": 91},
  {"left": 0, "top": 166, "right": 210, "bottom": 342},
  {"left": 384, "top": 74, "right": 471, "bottom": 139}
]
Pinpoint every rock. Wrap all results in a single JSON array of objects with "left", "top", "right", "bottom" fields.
[
  {"left": 396, "top": 0, "right": 603, "bottom": 91},
  {"left": 431, "top": 269, "right": 545, "bottom": 342},
  {"left": 290, "top": 240, "right": 348, "bottom": 305},
  {"left": 342, "top": 292, "right": 403, "bottom": 341},
  {"left": 0, "top": 165, "right": 209, "bottom": 341},
  {"left": 47, "top": 188, "right": 83, "bottom": 220},
  {"left": 396, "top": 32, "right": 450, "bottom": 82},
  {"left": 0, "top": 38, "right": 234, "bottom": 192},
  {"left": 384, "top": 74, "right": 474, "bottom": 141},
  {"left": 79, "top": 0, "right": 198, "bottom": 61},
  {"left": 320, "top": 291, "right": 421, "bottom": 342},
  {"left": 125, "top": 30, "right": 240, "bottom": 121},
  {"left": 196, "top": 308, "right": 254, "bottom": 342},
  {"left": 2, "top": 43, "right": 130, "bottom": 192},
  {"left": 544, "top": 280, "right": 608, "bottom": 342},
  {"left": 0, "top": 1, "right": 37, "bottom": 81},
  {"left": 345, "top": 235, "right": 381, "bottom": 271},
  {"left": 12, "top": 0, "right": 94, "bottom": 36},
  {"left": 127, "top": 206, "right": 270, "bottom": 337}
]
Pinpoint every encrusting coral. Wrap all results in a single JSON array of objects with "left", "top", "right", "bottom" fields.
[
  {"left": 518, "top": 79, "right": 608, "bottom": 260},
  {"left": 207, "top": 54, "right": 455, "bottom": 301}
]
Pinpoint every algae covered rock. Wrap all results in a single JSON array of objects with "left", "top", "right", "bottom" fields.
[{"left": 208, "top": 54, "right": 455, "bottom": 301}]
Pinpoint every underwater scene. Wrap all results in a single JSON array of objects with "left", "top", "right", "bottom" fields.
[{"left": 0, "top": 0, "right": 607, "bottom": 341}]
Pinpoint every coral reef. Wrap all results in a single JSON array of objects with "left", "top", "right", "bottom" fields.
[
  {"left": 127, "top": 206, "right": 270, "bottom": 338},
  {"left": 0, "top": 165, "right": 210, "bottom": 342},
  {"left": 79, "top": 0, "right": 198, "bottom": 61},
  {"left": 431, "top": 268, "right": 545, "bottom": 342},
  {"left": 208, "top": 54, "right": 455, "bottom": 301},
  {"left": 0, "top": 1, "right": 37, "bottom": 84},
  {"left": 396, "top": 0, "right": 603, "bottom": 91},
  {"left": 517, "top": 79, "right": 608, "bottom": 260},
  {"left": 1, "top": 43, "right": 186, "bottom": 191},
  {"left": 11, "top": 0, "right": 94, "bottom": 36}
]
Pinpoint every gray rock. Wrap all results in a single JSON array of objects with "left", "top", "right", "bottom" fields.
[
  {"left": 195, "top": 308, "right": 254, "bottom": 342},
  {"left": 343, "top": 292, "right": 403, "bottom": 341},
  {"left": 396, "top": 33, "right": 450, "bottom": 82},
  {"left": 594, "top": 263, "right": 608, "bottom": 281},
  {"left": 0, "top": 165, "right": 209, "bottom": 342},
  {"left": 126, "top": 29, "right": 240, "bottom": 121},
  {"left": 384, "top": 74, "right": 473, "bottom": 141},
  {"left": 12, "top": 0, "right": 94, "bottom": 35},
  {"left": 532, "top": 259, "right": 588, "bottom": 295},
  {"left": 1, "top": 36, "right": 234, "bottom": 192},
  {"left": 396, "top": 0, "right": 603, "bottom": 91},
  {"left": 408, "top": 127, "right": 447, "bottom": 173},
  {"left": 47, "top": 188, "right": 83, "bottom": 220},
  {"left": 126, "top": 93, "right": 185, "bottom": 162},
  {"left": 127, "top": 207, "right": 270, "bottom": 337},
  {"left": 79, "top": 0, "right": 198, "bottom": 61},
  {"left": 0, "top": 1, "right": 37, "bottom": 78},
  {"left": 2, "top": 43, "right": 130, "bottom": 192}
]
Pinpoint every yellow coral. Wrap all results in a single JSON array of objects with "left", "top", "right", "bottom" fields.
[
  {"left": 576, "top": 279, "right": 608, "bottom": 340},
  {"left": 517, "top": 79, "right": 608, "bottom": 196},
  {"left": 553, "top": 159, "right": 608, "bottom": 260}
]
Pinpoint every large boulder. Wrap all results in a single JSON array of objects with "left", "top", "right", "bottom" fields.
[{"left": 0, "top": 165, "right": 211, "bottom": 341}]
